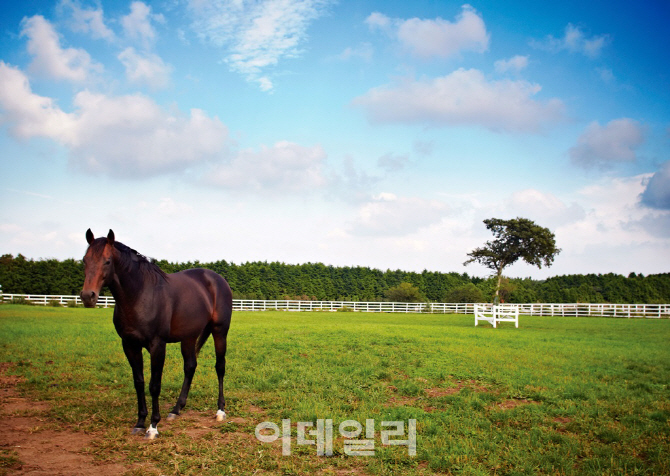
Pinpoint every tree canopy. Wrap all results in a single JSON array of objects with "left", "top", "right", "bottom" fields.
[
  {"left": 1, "top": 253, "right": 668, "bottom": 304},
  {"left": 465, "top": 217, "right": 561, "bottom": 302}
]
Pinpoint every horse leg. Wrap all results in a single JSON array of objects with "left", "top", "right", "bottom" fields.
[
  {"left": 122, "top": 340, "right": 148, "bottom": 435},
  {"left": 167, "top": 338, "right": 198, "bottom": 420},
  {"left": 212, "top": 325, "right": 228, "bottom": 421},
  {"left": 145, "top": 340, "right": 166, "bottom": 440}
]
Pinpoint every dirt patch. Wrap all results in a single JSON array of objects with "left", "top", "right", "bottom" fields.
[
  {"left": 553, "top": 417, "right": 573, "bottom": 424},
  {"left": 495, "top": 399, "right": 540, "bottom": 410},
  {"left": 0, "top": 365, "right": 130, "bottom": 475},
  {"left": 245, "top": 404, "right": 266, "bottom": 415},
  {"left": 384, "top": 380, "right": 492, "bottom": 412},
  {"left": 424, "top": 387, "right": 460, "bottom": 398},
  {"left": 385, "top": 395, "right": 420, "bottom": 407}
]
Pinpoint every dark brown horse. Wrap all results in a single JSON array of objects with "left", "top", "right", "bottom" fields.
[{"left": 80, "top": 229, "right": 232, "bottom": 439}]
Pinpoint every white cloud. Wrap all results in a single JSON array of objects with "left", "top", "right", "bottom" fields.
[
  {"left": 20, "top": 15, "right": 102, "bottom": 82},
  {"left": 118, "top": 47, "right": 172, "bottom": 89},
  {"left": 494, "top": 55, "right": 529, "bottom": 73},
  {"left": 505, "top": 189, "right": 586, "bottom": 227},
  {"left": 366, "top": 5, "right": 489, "bottom": 59},
  {"left": 0, "top": 63, "right": 228, "bottom": 178},
  {"left": 121, "top": 1, "right": 164, "bottom": 47},
  {"left": 188, "top": 0, "right": 333, "bottom": 91},
  {"left": 353, "top": 68, "right": 565, "bottom": 133},
  {"left": 336, "top": 43, "right": 374, "bottom": 62},
  {"left": 554, "top": 175, "right": 669, "bottom": 262},
  {"left": 68, "top": 91, "right": 228, "bottom": 177},
  {"left": 58, "top": 0, "right": 115, "bottom": 41},
  {"left": 532, "top": 23, "right": 610, "bottom": 58},
  {"left": 348, "top": 193, "right": 448, "bottom": 236},
  {"left": 206, "top": 141, "right": 328, "bottom": 193},
  {"left": 641, "top": 161, "right": 670, "bottom": 210},
  {"left": 569, "top": 118, "right": 644, "bottom": 169},
  {"left": 365, "top": 12, "right": 391, "bottom": 31},
  {"left": 0, "top": 61, "right": 77, "bottom": 141}
]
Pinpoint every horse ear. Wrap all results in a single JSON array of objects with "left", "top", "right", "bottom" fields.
[
  {"left": 107, "top": 229, "right": 115, "bottom": 245},
  {"left": 86, "top": 228, "right": 94, "bottom": 244}
]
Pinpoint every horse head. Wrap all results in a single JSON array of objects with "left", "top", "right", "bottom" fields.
[{"left": 80, "top": 229, "right": 116, "bottom": 308}]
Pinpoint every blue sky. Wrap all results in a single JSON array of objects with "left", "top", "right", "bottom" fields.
[{"left": 1, "top": 0, "right": 669, "bottom": 280}]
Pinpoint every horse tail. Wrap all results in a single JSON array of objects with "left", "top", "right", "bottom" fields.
[{"left": 196, "top": 322, "right": 213, "bottom": 356}]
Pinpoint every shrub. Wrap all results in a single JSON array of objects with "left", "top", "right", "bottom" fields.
[
  {"left": 385, "top": 282, "right": 424, "bottom": 302},
  {"left": 445, "top": 283, "right": 484, "bottom": 303}
]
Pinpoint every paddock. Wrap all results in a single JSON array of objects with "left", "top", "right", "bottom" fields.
[{"left": 1, "top": 304, "right": 669, "bottom": 475}]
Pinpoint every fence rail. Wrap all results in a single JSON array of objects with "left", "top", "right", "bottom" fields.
[{"left": 2, "top": 294, "right": 669, "bottom": 318}]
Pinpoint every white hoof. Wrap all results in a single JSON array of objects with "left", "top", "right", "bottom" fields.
[
  {"left": 145, "top": 425, "right": 159, "bottom": 440},
  {"left": 216, "top": 410, "right": 226, "bottom": 421},
  {"left": 166, "top": 413, "right": 179, "bottom": 421}
]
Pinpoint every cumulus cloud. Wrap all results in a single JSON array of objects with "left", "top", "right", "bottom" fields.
[
  {"left": 494, "top": 55, "right": 529, "bottom": 73},
  {"left": 20, "top": 15, "right": 102, "bottom": 82},
  {"left": 121, "top": 1, "right": 164, "bottom": 47},
  {"left": 366, "top": 5, "right": 489, "bottom": 59},
  {"left": 532, "top": 23, "right": 610, "bottom": 58},
  {"left": 0, "top": 62, "right": 228, "bottom": 178},
  {"left": 188, "top": 0, "right": 333, "bottom": 91},
  {"left": 58, "top": 0, "right": 115, "bottom": 41},
  {"left": 206, "top": 141, "right": 328, "bottom": 193},
  {"left": 348, "top": 193, "right": 448, "bottom": 236},
  {"left": 0, "top": 61, "right": 77, "bottom": 141},
  {"left": 505, "top": 189, "right": 586, "bottom": 227},
  {"left": 353, "top": 68, "right": 565, "bottom": 132},
  {"left": 640, "top": 161, "right": 670, "bottom": 210},
  {"left": 569, "top": 118, "right": 644, "bottom": 169},
  {"left": 558, "top": 174, "right": 668, "bottom": 256},
  {"left": 68, "top": 91, "right": 228, "bottom": 177},
  {"left": 118, "top": 47, "right": 172, "bottom": 89}
]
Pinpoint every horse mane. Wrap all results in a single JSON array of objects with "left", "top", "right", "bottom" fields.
[{"left": 113, "top": 241, "right": 168, "bottom": 283}]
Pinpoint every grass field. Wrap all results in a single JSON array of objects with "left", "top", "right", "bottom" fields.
[{"left": 1, "top": 304, "right": 669, "bottom": 475}]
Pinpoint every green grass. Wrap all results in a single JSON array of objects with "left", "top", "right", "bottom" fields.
[{"left": 1, "top": 304, "right": 669, "bottom": 475}]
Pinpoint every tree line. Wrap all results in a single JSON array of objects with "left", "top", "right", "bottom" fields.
[{"left": 1, "top": 253, "right": 668, "bottom": 304}]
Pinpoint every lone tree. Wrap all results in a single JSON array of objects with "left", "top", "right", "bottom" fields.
[{"left": 464, "top": 217, "right": 560, "bottom": 303}]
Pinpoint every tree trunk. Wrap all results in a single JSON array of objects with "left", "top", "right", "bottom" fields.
[{"left": 494, "top": 266, "right": 504, "bottom": 304}]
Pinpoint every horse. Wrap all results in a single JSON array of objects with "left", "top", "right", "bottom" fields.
[{"left": 80, "top": 229, "right": 233, "bottom": 439}]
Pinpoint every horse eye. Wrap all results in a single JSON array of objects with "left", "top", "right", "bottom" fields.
[{"left": 105, "top": 260, "right": 111, "bottom": 266}]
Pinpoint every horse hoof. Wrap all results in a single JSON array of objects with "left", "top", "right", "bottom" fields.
[
  {"left": 216, "top": 410, "right": 226, "bottom": 421},
  {"left": 145, "top": 425, "right": 159, "bottom": 440},
  {"left": 131, "top": 427, "right": 145, "bottom": 435},
  {"left": 167, "top": 413, "right": 179, "bottom": 421}
]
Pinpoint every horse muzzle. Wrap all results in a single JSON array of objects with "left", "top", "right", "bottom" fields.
[{"left": 80, "top": 290, "right": 99, "bottom": 308}]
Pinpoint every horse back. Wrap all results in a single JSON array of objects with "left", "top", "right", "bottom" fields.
[{"left": 165, "top": 268, "right": 232, "bottom": 339}]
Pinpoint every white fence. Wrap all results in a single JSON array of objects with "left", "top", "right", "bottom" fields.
[
  {"left": 2, "top": 294, "right": 669, "bottom": 318},
  {"left": 2, "top": 294, "right": 116, "bottom": 308}
]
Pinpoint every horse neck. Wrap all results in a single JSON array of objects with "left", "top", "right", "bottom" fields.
[{"left": 108, "top": 259, "right": 150, "bottom": 307}]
